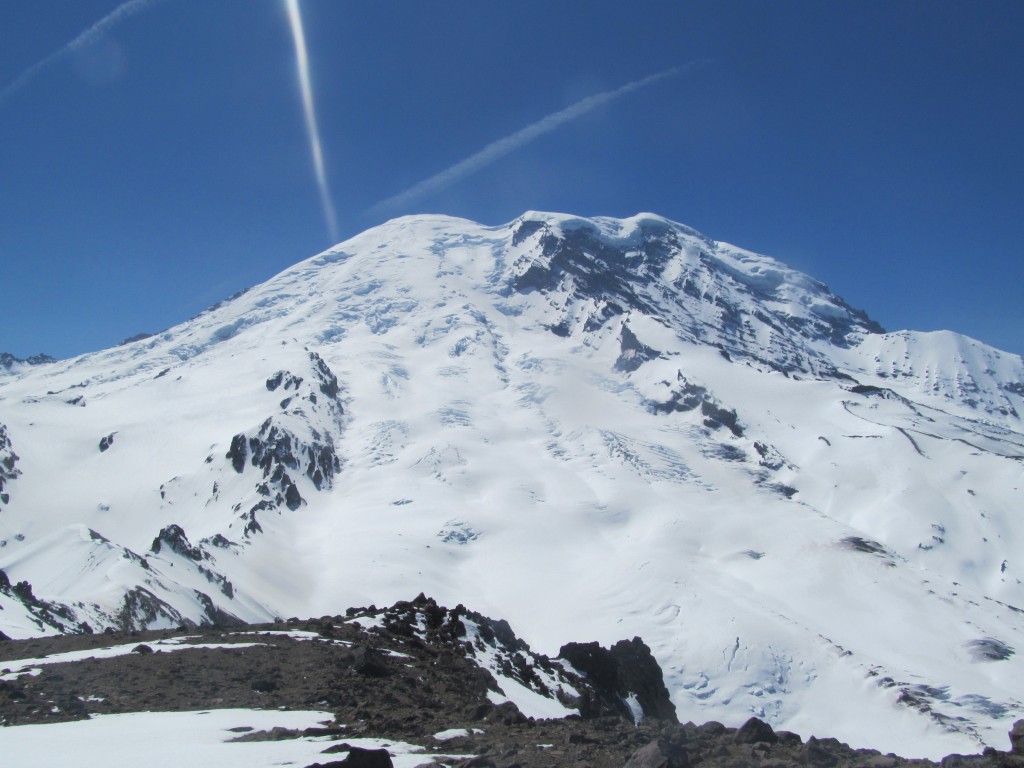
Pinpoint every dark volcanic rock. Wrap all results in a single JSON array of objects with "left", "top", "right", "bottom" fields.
[
  {"left": 227, "top": 433, "right": 248, "bottom": 473},
  {"left": 700, "top": 400, "right": 742, "bottom": 437},
  {"left": 800, "top": 736, "right": 842, "bottom": 766},
  {"left": 507, "top": 216, "right": 883, "bottom": 379},
  {"left": 645, "top": 373, "right": 743, "bottom": 436},
  {"left": 118, "top": 332, "right": 154, "bottom": 346},
  {"left": 311, "top": 351, "right": 341, "bottom": 399},
  {"left": 350, "top": 645, "right": 389, "bottom": 678},
  {"left": 1011, "top": 720, "right": 1024, "bottom": 754},
  {"left": 0, "top": 574, "right": 87, "bottom": 634},
  {"left": 840, "top": 536, "right": 896, "bottom": 566},
  {"left": 266, "top": 370, "right": 304, "bottom": 392},
  {"left": 624, "top": 738, "right": 689, "bottom": 768},
  {"left": 226, "top": 353, "right": 346, "bottom": 535},
  {"left": 0, "top": 597, "right": 1019, "bottom": 768},
  {"left": 616, "top": 324, "right": 661, "bottom": 373},
  {"left": 150, "top": 524, "right": 202, "bottom": 560},
  {"left": 734, "top": 716, "right": 778, "bottom": 744},
  {"left": 966, "top": 638, "right": 1015, "bottom": 662},
  {"left": 0, "top": 352, "right": 55, "bottom": 371},
  {"left": 558, "top": 637, "right": 677, "bottom": 723},
  {"left": 308, "top": 746, "right": 395, "bottom": 767},
  {"left": 0, "top": 422, "right": 21, "bottom": 507}
]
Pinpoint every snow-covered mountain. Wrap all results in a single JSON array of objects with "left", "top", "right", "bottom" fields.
[{"left": 1, "top": 212, "right": 1022, "bottom": 758}]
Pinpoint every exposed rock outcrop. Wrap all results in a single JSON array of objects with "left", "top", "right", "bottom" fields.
[
  {"left": 0, "top": 423, "right": 21, "bottom": 507},
  {"left": 559, "top": 637, "right": 677, "bottom": 723},
  {"left": 225, "top": 351, "right": 345, "bottom": 536}
]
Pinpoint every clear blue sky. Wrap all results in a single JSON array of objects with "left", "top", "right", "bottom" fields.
[{"left": 2, "top": 1, "right": 1022, "bottom": 360}]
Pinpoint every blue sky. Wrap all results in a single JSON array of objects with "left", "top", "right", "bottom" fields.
[{"left": 1, "top": 1, "right": 1022, "bottom": 360}]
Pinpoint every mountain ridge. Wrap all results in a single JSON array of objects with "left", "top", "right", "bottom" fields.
[
  {"left": 5, "top": 594, "right": 1024, "bottom": 767},
  {"left": 10, "top": 594, "right": 1024, "bottom": 766}
]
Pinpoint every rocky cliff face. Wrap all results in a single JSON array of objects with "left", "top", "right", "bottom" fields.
[{"left": 506, "top": 214, "right": 884, "bottom": 378}]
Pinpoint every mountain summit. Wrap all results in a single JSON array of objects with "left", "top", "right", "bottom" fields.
[{"left": 1, "top": 212, "right": 1022, "bottom": 757}]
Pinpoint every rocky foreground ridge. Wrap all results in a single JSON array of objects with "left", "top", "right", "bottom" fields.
[{"left": 1, "top": 595, "right": 1021, "bottom": 768}]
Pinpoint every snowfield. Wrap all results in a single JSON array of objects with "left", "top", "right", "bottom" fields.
[
  {"left": 0, "top": 708, "right": 449, "bottom": 768},
  {"left": 1, "top": 211, "right": 1023, "bottom": 757}
]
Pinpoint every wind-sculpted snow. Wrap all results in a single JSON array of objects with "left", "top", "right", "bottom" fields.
[{"left": 0, "top": 211, "right": 1023, "bottom": 757}]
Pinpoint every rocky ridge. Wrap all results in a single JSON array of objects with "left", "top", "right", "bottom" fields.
[
  {"left": 1, "top": 596, "right": 1022, "bottom": 768},
  {"left": 0, "top": 353, "right": 55, "bottom": 376}
]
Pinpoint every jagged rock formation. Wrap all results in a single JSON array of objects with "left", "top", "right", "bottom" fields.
[
  {"left": 0, "top": 567, "right": 81, "bottom": 634},
  {"left": 0, "top": 424, "right": 19, "bottom": 507},
  {"left": 0, "top": 524, "right": 245, "bottom": 636},
  {"left": 0, "top": 353, "right": 55, "bottom": 375},
  {"left": 559, "top": 638, "right": 677, "bottom": 722},
  {"left": 226, "top": 350, "right": 345, "bottom": 535},
  {"left": 507, "top": 215, "right": 883, "bottom": 378}
]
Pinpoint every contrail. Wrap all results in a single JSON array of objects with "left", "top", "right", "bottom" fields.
[
  {"left": 0, "top": 0, "right": 166, "bottom": 108},
  {"left": 367, "top": 60, "right": 711, "bottom": 217},
  {"left": 285, "top": 0, "right": 340, "bottom": 244}
]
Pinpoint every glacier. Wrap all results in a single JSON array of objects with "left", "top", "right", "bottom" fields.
[{"left": 0, "top": 211, "right": 1022, "bottom": 758}]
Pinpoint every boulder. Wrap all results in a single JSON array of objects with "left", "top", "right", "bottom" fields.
[
  {"left": 799, "top": 736, "right": 840, "bottom": 767},
  {"left": 307, "top": 747, "right": 393, "bottom": 768},
  {"left": 1011, "top": 720, "right": 1024, "bottom": 755},
  {"left": 623, "top": 738, "right": 689, "bottom": 768},
  {"left": 734, "top": 716, "right": 778, "bottom": 744}
]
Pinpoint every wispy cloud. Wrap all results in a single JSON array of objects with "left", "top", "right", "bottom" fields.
[
  {"left": 0, "top": 0, "right": 166, "bottom": 108},
  {"left": 367, "top": 61, "right": 711, "bottom": 217},
  {"left": 285, "top": 0, "right": 339, "bottom": 244}
]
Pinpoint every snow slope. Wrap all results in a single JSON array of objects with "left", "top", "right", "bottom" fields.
[
  {"left": 1, "top": 212, "right": 1022, "bottom": 757},
  {"left": 0, "top": 708, "right": 450, "bottom": 768}
]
